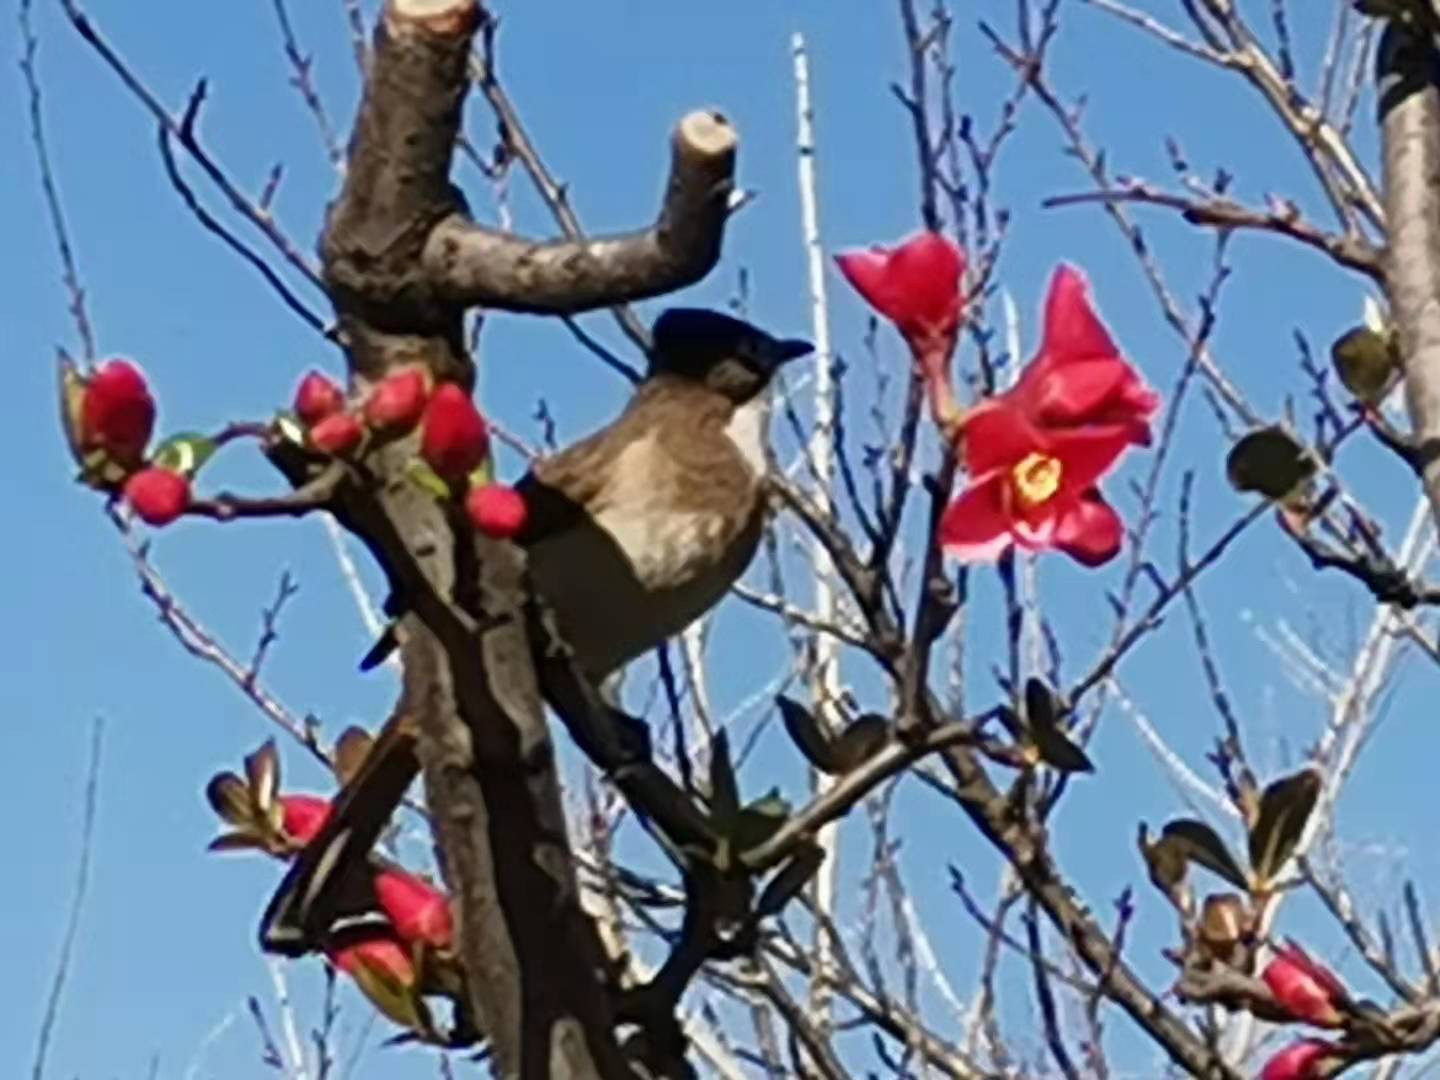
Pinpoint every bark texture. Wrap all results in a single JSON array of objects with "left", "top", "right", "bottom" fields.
[{"left": 315, "top": 1, "right": 740, "bottom": 1075}]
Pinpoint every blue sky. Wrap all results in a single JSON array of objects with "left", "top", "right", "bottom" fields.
[{"left": 5, "top": 1, "right": 1436, "bottom": 1077}]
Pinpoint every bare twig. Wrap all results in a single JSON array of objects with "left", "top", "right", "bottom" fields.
[{"left": 32, "top": 718, "right": 103, "bottom": 1080}]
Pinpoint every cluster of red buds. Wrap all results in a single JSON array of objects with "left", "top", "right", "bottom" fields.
[
  {"left": 834, "top": 231, "right": 1158, "bottom": 570},
  {"left": 60, "top": 357, "right": 194, "bottom": 525},
  {"left": 1251, "top": 944, "right": 1353, "bottom": 1078},
  {"left": 207, "top": 737, "right": 456, "bottom": 1038},
  {"left": 289, "top": 367, "right": 528, "bottom": 539},
  {"left": 61, "top": 354, "right": 530, "bottom": 541}
]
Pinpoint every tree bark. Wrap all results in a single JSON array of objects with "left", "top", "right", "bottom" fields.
[
  {"left": 1381, "top": 23, "right": 1440, "bottom": 533},
  {"left": 315, "top": 0, "right": 740, "bottom": 1075}
]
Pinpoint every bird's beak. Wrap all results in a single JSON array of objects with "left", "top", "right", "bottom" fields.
[{"left": 775, "top": 337, "right": 814, "bottom": 364}]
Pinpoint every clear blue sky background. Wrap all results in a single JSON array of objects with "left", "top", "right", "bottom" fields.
[{"left": 5, "top": 1, "right": 1438, "bottom": 1077}]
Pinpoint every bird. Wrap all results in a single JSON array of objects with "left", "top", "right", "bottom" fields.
[{"left": 260, "top": 306, "right": 812, "bottom": 955}]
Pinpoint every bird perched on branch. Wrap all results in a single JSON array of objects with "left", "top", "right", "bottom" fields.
[{"left": 260, "top": 306, "right": 812, "bottom": 955}]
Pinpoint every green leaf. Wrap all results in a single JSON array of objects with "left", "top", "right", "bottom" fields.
[
  {"left": 407, "top": 459, "right": 452, "bottom": 500},
  {"left": 152, "top": 432, "right": 219, "bottom": 477},
  {"left": 333, "top": 726, "right": 375, "bottom": 786},
  {"left": 273, "top": 410, "right": 308, "bottom": 448},
  {"left": 730, "top": 791, "right": 791, "bottom": 853},
  {"left": 205, "top": 771, "right": 254, "bottom": 826},
  {"left": 755, "top": 843, "right": 824, "bottom": 919},
  {"left": 1160, "top": 818, "right": 1250, "bottom": 890},
  {"left": 1226, "top": 427, "right": 1316, "bottom": 502},
  {"left": 1331, "top": 325, "right": 1398, "bottom": 404},
  {"left": 831, "top": 715, "right": 890, "bottom": 771},
  {"left": 1248, "top": 768, "right": 1321, "bottom": 888},
  {"left": 777, "top": 695, "right": 841, "bottom": 773},
  {"left": 244, "top": 738, "right": 281, "bottom": 818},
  {"left": 708, "top": 731, "right": 740, "bottom": 819},
  {"left": 1138, "top": 824, "right": 1189, "bottom": 893},
  {"left": 344, "top": 950, "right": 430, "bottom": 1034},
  {"left": 1024, "top": 678, "right": 1094, "bottom": 773},
  {"left": 58, "top": 353, "right": 88, "bottom": 464},
  {"left": 207, "top": 830, "right": 267, "bottom": 854}
]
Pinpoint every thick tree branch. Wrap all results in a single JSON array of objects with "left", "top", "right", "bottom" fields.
[
  {"left": 424, "top": 110, "right": 738, "bottom": 314},
  {"left": 1380, "top": 24, "right": 1440, "bottom": 532}
]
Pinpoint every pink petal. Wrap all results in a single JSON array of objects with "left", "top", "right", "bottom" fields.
[
  {"left": 938, "top": 475, "right": 1015, "bottom": 563},
  {"left": 835, "top": 232, "right": 966, "bottom": 340},
  {"left": 1040, "top": 264, "right": 1118, "bottom": 364},
  {"left": 1019, "top": 358, "right": 1132, "bottom": 426},
  {"left": 1043, "top": 424, "right": 1135, "bottom": 494},
  {"left": 1052, "top": 490, "right": 1123, "bottom": 567},
  {"left": 960, "top": 403, "right": 1042, "bottom": 478},
  {"left": 834, "top": 249, "right": 904, "bottom": 323},
  {"left": 1012, "top": 509, "right": 1059, "bottom": 551},
  {"left": 888, "top": 231, "right": 965, "bottom": 333}
]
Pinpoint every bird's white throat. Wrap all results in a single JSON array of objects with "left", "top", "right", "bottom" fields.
[{"left": 724, "top": 392, "right": 772, "bottom": 477}]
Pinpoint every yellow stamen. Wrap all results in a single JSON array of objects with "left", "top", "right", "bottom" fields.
[{"left": 1011, "top": 452, "right": 1062, "bottom": 509}]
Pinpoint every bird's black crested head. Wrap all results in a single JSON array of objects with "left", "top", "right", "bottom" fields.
[{"left": 649, "top": 307, "right": 812, "bottom": 402}]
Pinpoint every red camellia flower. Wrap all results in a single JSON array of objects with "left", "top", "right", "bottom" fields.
[
  {"left": 993, "top": 265, "right": 1160, "bottom": 447},
  {"left": 310, "top": 412, "right": 364, "bottom": 456},
  {"left": 420, "top": 383, "right": 490, "bottom": 480},
  {"left": 374, "top": 869, "right": 454, "bottom": 950},
  {"left": 938, "top": 265, "right": 1158, "bottom": 568},
  {"left": 124, "top": 467, "right": 190, "bottom": 526},
  {"left": 1262, "top": 943, "right": 1348, "bottom": 1028},
  {"left": 939, "top": 408, "right": 1130, "bottom": 566},
  {"left": 364, "top": 368, "right": 429, "bottom": 433},
  {"left": 279, "top": 794, "right": 332, "bottom": 846},
  {"left": 294, "top": 370, "right": 345, "bottom": 426},
  {"left": 835, "top": 231, "right": 966, "bottom": 427},
  {"left": 1258, "top": 1039, "right": 1342, "bottom": 1080},
  {"left": 82, "top": 359, "right": 155, "bottom": 465},
  {"left": 834, "top": 231, "right": 965, "bottom": 358},
  {"left": 465, "top": 483, "right": 528, "bottom": 538}
]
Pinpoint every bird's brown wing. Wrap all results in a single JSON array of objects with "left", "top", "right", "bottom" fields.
[{"left": 513, "top": 401, "right": 652, "bottom": 544}]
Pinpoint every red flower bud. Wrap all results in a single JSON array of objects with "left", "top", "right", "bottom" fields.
[
  {"left": 364, "top": 368, "right": 429, "bottom": 433},
  {"left": 420, "top": 383, "right": 490, "bottom": 480},
  {"left": 309, "top": 412, "right": 364, "bottom": 456},
  {"left": 1259, "top": 1039, "right": 1341, "bottom": 1080},
  {"left": 124, "top": 467, "right": 190, "bottom": 526},
  {"left": 834, "top": 231, "right": 965, "bottom": 360},
  {"left": 328, "top": 932, "right": 416, "bottom": 987},
  {"left": 374, "top": 869, "right": 453, "bottom": 949},
  {"left": 294, "top": 370, "right": 345, "bottom": 426},
  {"left": 1262, "top": 943, "right": 1347, "bottom": 1028},
  {"left": 82, "top": 359, "right": 155, "bottom": 465},
  {"left": 465, "top": 483, "right": 528, "bottom": 538},
  {"left": 279, "top": 794, "right": 332, "bottom": 846}
]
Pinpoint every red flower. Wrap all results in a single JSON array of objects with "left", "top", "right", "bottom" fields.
[
  {"left": 939, "top": 265, "right": 1158, "bottom": 568},
  {"left": 310, "top": 412, "right": 364, "bottom": 456},
  {"left": 420, "top": 383, "right": 489, "bottom": 480},
  {"left": 364, "top": 368, "right": 429, "bottom": 433},
  {"left": 124, "top": 467, "right": 190, "bottom": 526},
  {"left": 1258, "top": 1039, "right": 1341, "bottom": 1080},
  {"left": 834, "top": 231, "right": 965, "bottom": 357},
  {"left": 294, "top": 370, "right": 345, "bottom": 426},
  {"left": 374, "top": 869, "right": 454, "bottom": 949},
  {"left": 279, "top": 794, "right": 332, "bottom": 846},
  {"left": 995, "top": 265, "right": 1159, "bottom": 447},
  {"left": 939, "top": 405, "right": 1130, "bottom": 566},
  {"left": 465, "top": 483, "right": 528, "bottom": 538},
  {"left": 82, "top": 360, "right": 155, "bottom": 465},
  {"left": 836, "top": 231, "right": 966, "bottom": 428},
  {"left": 1262, "top": 943, "right": 1348, "bottom": 1028}
]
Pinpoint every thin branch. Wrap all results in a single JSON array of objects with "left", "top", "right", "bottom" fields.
[
  {"left": 19, "top": 0, "right": 98, "bottom": 359},
  {"left": 32, "top": 718, "right": 103, "bottom": 1080}
]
